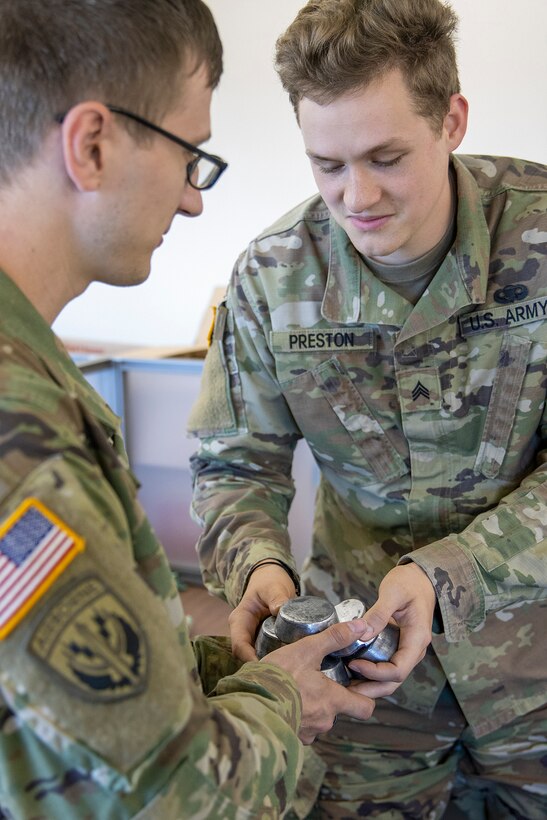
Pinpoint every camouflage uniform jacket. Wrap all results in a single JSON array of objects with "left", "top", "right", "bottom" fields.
[
  {"left": 190, "top": 155, "right": 547, "bottom": 739},
  {"left": 0, "top": 270, "right": 316, "bottom": 819}
]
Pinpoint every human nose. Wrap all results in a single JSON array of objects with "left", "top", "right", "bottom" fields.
[
  {"left": 178, "top": 181, "right": 204, "bottom": 217},
  {"left": 343, "top": 166, "right": 382, "bottom": 213}
]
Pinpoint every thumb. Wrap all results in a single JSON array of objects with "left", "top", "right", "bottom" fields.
[
  {"left": 268, "top": 588, "right": 294, "bottom": 616},
  {"left": 309, "top": 618, "right": 374, "bottom": 659},
  {"left": 360, "top": 599, "right": 393, "bottom": 638}
]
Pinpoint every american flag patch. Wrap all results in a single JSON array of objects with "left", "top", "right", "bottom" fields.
[{"left": 0, "top": 498, "right": 84, "bottom": 639}]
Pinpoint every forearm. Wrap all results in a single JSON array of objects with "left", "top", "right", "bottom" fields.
[
  {"left": 169, "top": 660, "right": 305, "bottom": 815},
  {"left": 401, "top": 461, "right": 547, "bottom": 641},
  {"left": 190, "top": 276, "right": 302, "bottom": 606},
  {"left": 191, "top": 452, "right": 300, "bottom": 604}
]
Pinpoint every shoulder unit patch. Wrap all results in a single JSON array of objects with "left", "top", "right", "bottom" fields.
[{"left": 29, "top": 574, "right": 148, "bottom": 702}]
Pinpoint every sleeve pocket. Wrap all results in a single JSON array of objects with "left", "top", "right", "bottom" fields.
[
  {"left": 187, "top": 304, "right": 242, "bottom": 437},
  {"left": 474, "top": 334, "right": 531, "bottom": 479}
]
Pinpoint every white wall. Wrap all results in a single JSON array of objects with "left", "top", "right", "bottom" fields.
[{"left": 53, "top": 0, "right": 547, "bottom": 348}]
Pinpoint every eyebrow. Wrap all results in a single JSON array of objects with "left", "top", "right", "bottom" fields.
[{"left": 306, "top": 140, "right": 410, "bottom": 162}]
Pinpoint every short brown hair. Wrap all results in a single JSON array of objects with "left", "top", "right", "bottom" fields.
[
  {"left": 275, "top": 0, "right": 460, "bottom": 133},
  {"left": 0, "top": 0, "right": 223, "bottom": 184}
]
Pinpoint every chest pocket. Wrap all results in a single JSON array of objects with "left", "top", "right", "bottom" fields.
[
  {"left": 279, "top": 357, "right": 408, "bottom": 484},
  {"left": 474, "top": 333, "right": 533, "bottom": 479}
]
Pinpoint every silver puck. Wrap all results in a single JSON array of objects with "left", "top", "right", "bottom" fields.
[
  {"left": 255, "top": 616, "right": 286, "bottom": 659},
  {"left": 334, "top": 598, "right": 366, "bottom": 622},
  {"left": 351, "top": 622, "right": 400, "bottom": 663},
  {"left": 275, "top": 595, "right": 338, "bottom": 643},
  {"left": 331, "top": 598, "right": 369, "bottom": 657},
  {"left": 321, "top": 654, "right": 351, "bottom": 686}
]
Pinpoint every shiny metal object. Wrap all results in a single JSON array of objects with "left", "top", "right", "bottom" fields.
[
  {"left": 351, "top": 621, "right": 400, "bottom": 663},
  {"left": 332, "top": 598, "right": 400, "bottom": 662},
  {"left": 334, "top": 598, "right": 366, "bottom": 622},
  {"left": 255, "top": 615, "right": 287, "bottom": 659},
  {"left": 253, "top": 596, "right": 400, "bottom": 684},
  {"left": 275, "top": 595, "right": 338, "bottom": 643},
  {"left": 321, "top": 654, "right": 351, "bottom": 686},
  {"left": 331, "top": 598, "right": 368, "bottom": 657}
]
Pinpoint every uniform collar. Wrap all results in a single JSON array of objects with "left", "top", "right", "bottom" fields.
[
  {"left": 321, "top": 154, "right": 491, "bottom": 336},
  {"left": 0, "top": 269, "right": 119, "bottom": 432}
]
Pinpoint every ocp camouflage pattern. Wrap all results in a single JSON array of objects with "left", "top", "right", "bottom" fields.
[
  {"left": 0, "top": 270, "right": 316, "bottom": 819},
  {"left": 190, "top": 154, "right": 547, "bottom": 738}
]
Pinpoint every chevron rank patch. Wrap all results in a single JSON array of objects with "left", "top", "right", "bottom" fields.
[
  {"left": 29, "top": 575, "right": 148, "bottom": 702},
  {"left": 0, "top": 498, "right": 85, "bottom": 639}
]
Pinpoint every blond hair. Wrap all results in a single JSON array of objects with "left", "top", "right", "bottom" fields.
[{"left": 275, "top": 0, "right": 460, "bottom": 132}]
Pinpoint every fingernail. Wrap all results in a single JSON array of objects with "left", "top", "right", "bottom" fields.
[{"left": 348, "top": 619, "right": 374, "bottom": 635}]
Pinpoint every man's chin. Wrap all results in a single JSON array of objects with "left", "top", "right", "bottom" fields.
[
  {"left": 352, "top": 237, "right": 400, "bottom": 262},
  {"left": 98, "top": 266, "right": 152, "bottom": 289},
  {"left": 348, "top": 230, "right": 413, "bottom": 265}
]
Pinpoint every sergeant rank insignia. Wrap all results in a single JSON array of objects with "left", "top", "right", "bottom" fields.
[
  {"left": 411, "top": 381, "right": 431, "bottom": 401},
  {"left": 29, "top": 575, "right": 148, "bottom": 702}
]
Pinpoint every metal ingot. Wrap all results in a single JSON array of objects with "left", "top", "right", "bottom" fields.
[
  {"left": 275, "top": 595, "right": 338, "bottom": 643},
  {"left": 335, "top": 598, "right": 366, "bottom": 622},
  {"left": 351, "top": 621, "right": 400, "bottom": 663},
  {"left": 331, "top": 598, "right": 368, "bottom": 657},
  {"left": 255, "top": 616, "right": 286, "bottom": 659},
  {"left": 321, "top": 654, "right": 351, "bottom": 686}
]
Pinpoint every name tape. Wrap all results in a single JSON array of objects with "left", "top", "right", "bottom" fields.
[{"left": 270, "top": 328, "right": 375, "bottom": 353}]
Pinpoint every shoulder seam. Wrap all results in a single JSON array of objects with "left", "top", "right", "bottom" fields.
[{"left": 255, "top": 198, "right": 329, "bottom": 243}]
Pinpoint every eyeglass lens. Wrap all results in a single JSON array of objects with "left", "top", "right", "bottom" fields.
[{"left": 190, "top": 157, "right": 221, "bottom": 190}]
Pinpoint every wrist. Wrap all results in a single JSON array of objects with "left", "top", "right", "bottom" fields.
[{"left": 247, "top": 559, "right": 301, "bottom": 596}]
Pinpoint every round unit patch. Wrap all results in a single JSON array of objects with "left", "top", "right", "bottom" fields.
[{"left": 29, "top": 574, "right": 148, "bottom": 702}]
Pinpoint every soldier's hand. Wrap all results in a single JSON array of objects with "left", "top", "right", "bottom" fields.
[
  {"left": 229, "top": 563, "right": 296, "bottom": 663},
  {"left": 347, "top": 563, "right": 435, "bottom": 696},
  {"left": 263, "top": 619, "right": 376, "bottom": 744}
]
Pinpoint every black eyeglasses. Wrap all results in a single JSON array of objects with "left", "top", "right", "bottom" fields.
[{"left": 55, "top": 105, "right": 228, "bottom": 190}]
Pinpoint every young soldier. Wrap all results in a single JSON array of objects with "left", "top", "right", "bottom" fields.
[
  {"left": 0, "top": 2, "right": 376, "bottom": 818},
  {"left": 190, "top": 0, "right": 547, "bottom": 816}
]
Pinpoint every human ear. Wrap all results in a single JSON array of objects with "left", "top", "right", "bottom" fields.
[
  {"left": 59, "top": 102, "right": 112, "bottom": 192},
  {"left": 443, "top": 93, "right": 469, "bottom": 152}
]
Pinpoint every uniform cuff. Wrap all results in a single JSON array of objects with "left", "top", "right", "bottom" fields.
[
  {"left": 224, "top": 540, "right": 300, "bottom": 607},
  {"left": 398, "top": 537, "right": 485, "bottom": 642},
  {"left": 216, "top": 661, "right": 302, "bottom": 733}
]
